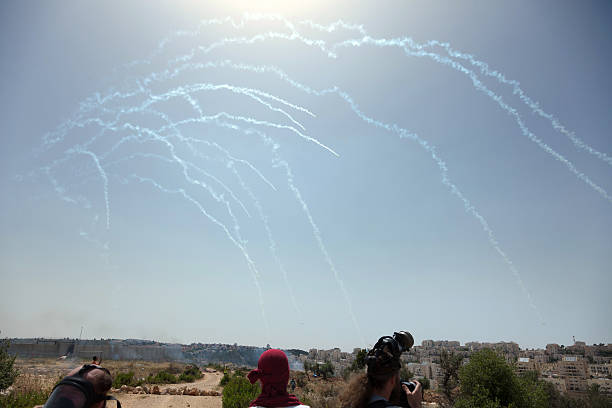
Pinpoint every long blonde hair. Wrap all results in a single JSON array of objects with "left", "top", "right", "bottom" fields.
[{"left": 339, "top": 372, "right": 372, "bottom": 408}]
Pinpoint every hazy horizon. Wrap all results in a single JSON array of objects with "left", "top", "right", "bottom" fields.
[{"left": 7, "top": 334, "right": 610, "bottom": 354}]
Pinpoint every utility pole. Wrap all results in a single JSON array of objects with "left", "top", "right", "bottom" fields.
[{"left": 75, "top": 326, "right": 84, "bottom": 357}]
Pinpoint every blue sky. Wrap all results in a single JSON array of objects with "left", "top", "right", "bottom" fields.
[{"left": 0, "top": 0, "right": 610, "bottom": 351}]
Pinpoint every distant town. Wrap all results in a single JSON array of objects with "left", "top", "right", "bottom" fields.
[{"left": 8, "top": 337, "right": 612, "bottom": 397}]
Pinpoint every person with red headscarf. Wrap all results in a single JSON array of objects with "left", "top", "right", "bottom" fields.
[{"left": 247, "top": 349, "right": 310, "bottom": 408}]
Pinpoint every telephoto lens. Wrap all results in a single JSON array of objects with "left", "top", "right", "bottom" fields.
[{"left": 393, "top": 331, "right": 414, "bottom": 353}]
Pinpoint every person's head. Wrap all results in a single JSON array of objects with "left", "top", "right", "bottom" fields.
[
  {"left": 340, "top": 332, "right": 413, "bottom": 408},
  {"left": 247, "top": 349, "right": 303, "bottom": 407},
  {"left": 92, "top": 356, "right": 98, "bottom": 362},
  {"left": 365, "top": 335, "right": 403, "bottom": 395},
  {"left": 43, "top": 365, "right": 117, "bottom": 408},
  {"left": 248, "top": 349, "right": 290, "bottom": 389}
]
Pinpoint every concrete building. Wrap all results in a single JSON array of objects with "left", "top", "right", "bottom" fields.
[
  {"left": 517, "top": 357, "right": 538, "bottom": 375},
  {"left": 559, "top": 356, "right": 588, "bottom": 393},
  {"left": 588, "top": 378, "right": 612, "bottom": 395},
  {"left": 589, "top": 363, "right": 612, "bottom": 378}
]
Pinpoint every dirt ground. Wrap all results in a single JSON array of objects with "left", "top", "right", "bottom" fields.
[
  {"left": 111, "top": 373, "right": 223, "bottom": 408},
  {"left": 14, "top": 358, "right": 223, "bottom": 408}
]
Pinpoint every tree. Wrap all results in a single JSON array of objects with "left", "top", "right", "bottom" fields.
[
  {"left": 586, "top": 384, "right": 612, "bottom": 408},
  {"left": 320, "top": 361, "right": 335, "bottom": 379},
  {"left": 440, "top": 349, "right": 463, "bottom": 403},
  {"left": 514, "top": 371, "right": 551, "bottom": 408},
  {"left": 456, "top": 349, "right": 516, "bottom": 407},
  {"left": 418, "top": 377, "right": 431, "bottom": 390},
  {"left": 455, "top": 350, "right": 561, "bottom": 408},
  {"left": 350, "top": 349, "right": 367, "bottom": 372},
  {"left": 0, "top": 338, "right": 18, "bottom": 392}
]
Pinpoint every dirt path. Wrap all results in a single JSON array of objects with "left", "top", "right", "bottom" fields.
[
  {"left": 109, "top": 372, "right": 223, "bottom": 408},
  {"left": 112, "top": 394, "right": 221, "bottom": 408}
]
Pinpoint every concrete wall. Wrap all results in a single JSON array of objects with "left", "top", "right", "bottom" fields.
[{"left": 9, "top": 340, "right": 184, "bottom": 362}]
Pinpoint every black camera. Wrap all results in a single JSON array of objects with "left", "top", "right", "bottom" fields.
[
  {"left": 398, "top": 380, "right": 421, "bottom": 408},
  {"left": 402, "top": 381, "right": 417, "bottom": 392}
]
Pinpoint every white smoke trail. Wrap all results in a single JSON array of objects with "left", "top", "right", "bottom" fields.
[
  {"left": 228, "top": 162, "right": 302, "bottom": 317},
  {"left": 158, "top": 14, "right": 609, "bottom": 203},
  {"left": 179, "top": 58, "right": 543, "bottom": 322},
  {"left": 68, "top": 148, "right": 111, "bottom": 229},
  {"left": 126, "top": 174, "right": 269, "bottom": 333}
]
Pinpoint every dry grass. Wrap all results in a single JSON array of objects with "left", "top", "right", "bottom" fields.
[{"left": 14, "top": 357, "right": 190, "bottom": 384}]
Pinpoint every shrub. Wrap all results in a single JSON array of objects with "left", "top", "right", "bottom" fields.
[
  {"left": 294, "top": 371, "right": 308, "bottom": 388},
  {"left": 220, "top": 371, "right": 232, "bottom": 386},
  {"left": 182, "top": 364, "right": 203, "bottom": 379},
  {"left": 418, "top": 377, "right": 430, "bottom": 390},
  {"left": 178, "top": 373, "right": 196, "bottom": 383},
  {"left": 112, "top": 371, "right": 143, "bottom": 388},
  {"left": 146, "top": 370, "right": 178, "bottom": 384},
  {"left": 0, "top": 339, "right": 18, "bottom": 391},
  {"left": 0, "top": 389, "right": 50, "bottom": 408},
  {"left": 457, "top": 349, "right": 517, "bottom": 407},
  {"left": 319, "top": 361, "right": 335, "bottom": 379},
  {"left": 456, "top": 350, "right": 563, "bottom": 408},
  {"left": 222, "top": 375, "right": 261, "bottom": 408},
  {"left": 177, "top": 364, "right": 203, "bottom": 383}
]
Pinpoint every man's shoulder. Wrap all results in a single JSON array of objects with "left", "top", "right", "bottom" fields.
[
  {"left": 368, "top": 395, "right": 399, "bottom": 408},
  {"left": 368, "top": 402, "right": 400, "bottom": 408}
]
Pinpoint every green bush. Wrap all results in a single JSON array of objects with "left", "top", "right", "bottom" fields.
[
  {"left": 0, "top": 339, "right": 18, "bottom": 391},
  {"left": 112, "top": 371, "right": 143, "bottom": 388},
  {"left": 178, "top": 373, "right": 196, "bottom": 383},
  {"left": 146, "top": 370, "right": 178, "bottom": 384},
  {"left": 183, "top": 364, "right": 203, "bottom": 379},
  {"left": 0, "top": 389, "right": 50, "bottom": 408},
  {"left": 222, "top": 375, "right": 261, "bottom": 408},
  {"left": 457, "top": 349, "right": 517, "bottom": 407},
  {"left": 177, "top": 364, "right": 203, "bottom": 383},
  {"left": 220, "top": 371, "right": 232, "bottom": 386},
  {"left": 418, "top": 377, "right": 431, "bottom": 390},
  {"left": 455, "top": 349, "right": 565, "bottom": 408}
]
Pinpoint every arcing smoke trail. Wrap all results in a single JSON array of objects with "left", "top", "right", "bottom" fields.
[
  {"left": 300, "top": 18, "right": 611, "bottom": 166},
  {"left": 240, "top": 126, "right": 366, "bottom": 344},
  {"left": 68, "top": 148, "right": 111, "bottom": 230},
  {"left": 228, "top": 162, "right": 302, "bottom": 317},
  {"left": 160, "top": 14, "right": 609, "bottom": 204},
  {"left": 171, "top": 58, "right": 542, "bottom": 321},
  {"left": 40, "top": 13, "right": 588, "bottom": 341},
  {"left": 127, "top": 174, "right": 269, "bottom": 333},
  {"left": 39, "top": 56, "right": 326, "bottom": 334},
  {"left": 333, "top": 37, "right": 612, "bottom": 203}
]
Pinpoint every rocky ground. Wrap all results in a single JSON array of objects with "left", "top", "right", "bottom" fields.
[
  {"left": 14, "top": 358, "right": 224, "bottom": 408},
  {"left": 110, "top": 371, "right": 223, "bottom": 408}
]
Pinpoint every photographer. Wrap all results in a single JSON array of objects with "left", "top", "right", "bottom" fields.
[
  {"left": 340, "top": 331, "right": 422, "bottom": 408},
  {"left": 35, "top": 364, "right": 120, "bottom": 408}
]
